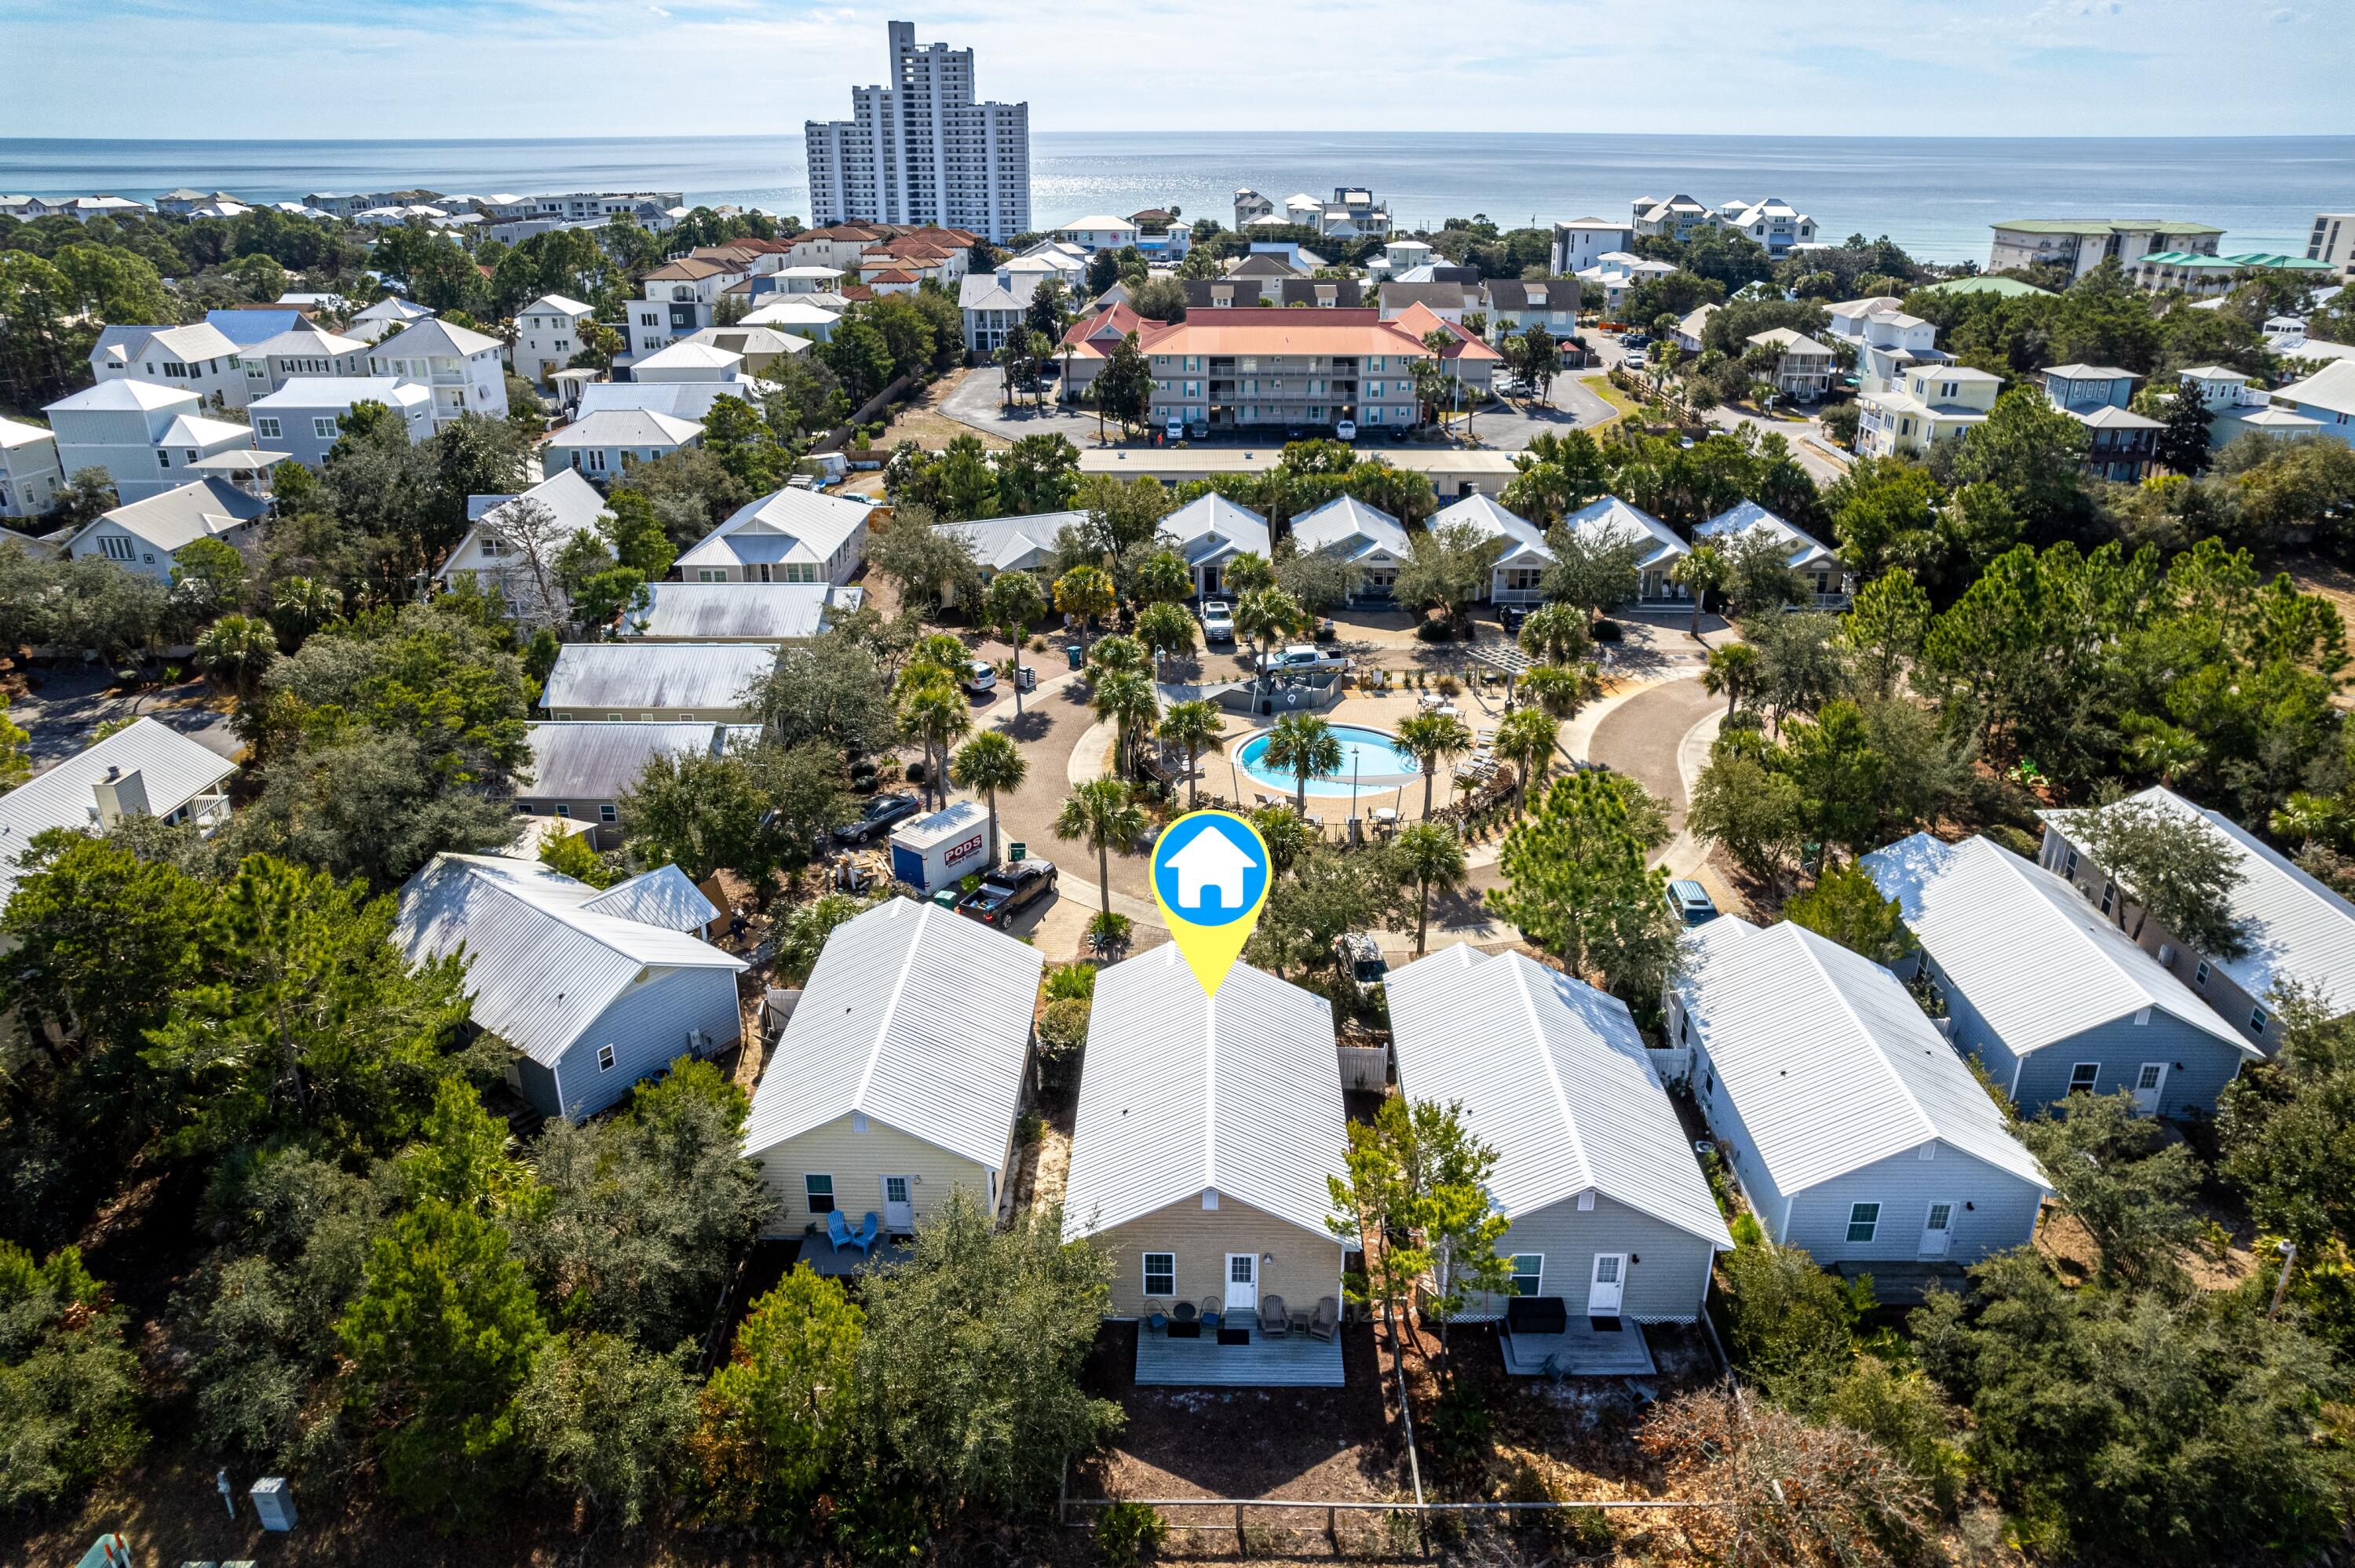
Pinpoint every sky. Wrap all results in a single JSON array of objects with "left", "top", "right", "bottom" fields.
[{"left": 1, "top": 0, "right": 2348, "bottom": 139}]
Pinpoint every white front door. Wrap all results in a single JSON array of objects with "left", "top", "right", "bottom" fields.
[
  {"left": 1919, "top": 1201, "right": 1955, "bottom": 1258},
  {"left": 2131, "top": 1061, "right": 2167, "bottom": 1115},
  {"left": 1588, "top": 1253, "right": 1626, "bottom": 1315},
  {"left": 882, "top": 1175, "right": 914, "bottom": 1231},
  {"left": 1224, "top": 1253, "right": 1258, "bottom": 1315}
]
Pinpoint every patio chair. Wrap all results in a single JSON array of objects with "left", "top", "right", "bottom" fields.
[
  {"left": 1199, "top": 1296, "right": 1224, "bottom": 1330},
  {"left": 1143, "top": 1300, "right": 1170, "bottom": 1336},
  {"left": 850, "top": 1212, "right": 880, "bottom": 1255},
  {"left": 825, "top": 1209, "right": 859, "bottom": 1253},
  {"left": 1259, "top": 1294, "right": 1288, "bottom": 1336},
  {"left": 1308, "top": 1296, "right": 1340, "bottom": 1342}
]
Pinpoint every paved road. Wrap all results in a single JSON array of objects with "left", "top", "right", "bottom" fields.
[
  {"left": 10, "top": 667, "right": 240, "bottom": 772},
  {"left": 1701, "top": 404, "right": 1851, "bottom": 483},
  {"left": 1586, "top": 676, "right": 1720, "bottom": 837},
  {"left": 939, "top": 370, "right": 1106, "bottom": 445}
]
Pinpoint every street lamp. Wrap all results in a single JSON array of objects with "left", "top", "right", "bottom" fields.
[{"left": 2269, "top": 1238, "right": 2298, "bottom": 1320}]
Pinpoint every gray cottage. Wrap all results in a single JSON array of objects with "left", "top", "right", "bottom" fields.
[
  {"left": 1864, "top": 834, "right": 2258, "bottom": 1118},
  {"left": 1387, "top": 946, "right": 1732, "bottom": 1324},
  {"left": 1667, "top": 919, "right": 2050, "bottom": 1271}
]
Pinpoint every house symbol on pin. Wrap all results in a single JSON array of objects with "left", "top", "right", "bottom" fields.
[{"left": 1164, "top": 825, "right": 1254, "bottom": 910}]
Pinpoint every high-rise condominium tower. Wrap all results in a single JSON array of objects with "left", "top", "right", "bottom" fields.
[{"left": 804, "top": 21, "right": 1031, "bottom": 244}]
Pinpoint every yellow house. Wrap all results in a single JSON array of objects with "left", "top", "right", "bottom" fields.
[
  {"left": 741, "top": 898, "right": 1044, "bottom": 1253},
  {"left": 1061, "top": 948, "right": 1353, "bottom": 1386},
  {"left": 1856, "top": 364, "right": 2003, "bottom": 459}
]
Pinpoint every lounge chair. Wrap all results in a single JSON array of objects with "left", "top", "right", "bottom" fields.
[
  {"left": 1259, "top": 1294, "right": 1288, "bottom": 1336},
  {"left": 850, "top": 1211, "right": 880, "bottom": 1255},
  {"left": 825, "top": 1209, "right": 863, "bottom": 1255},
  {"left": 1308, "top": 1296, "right": 1340, "bottom": 1341}
]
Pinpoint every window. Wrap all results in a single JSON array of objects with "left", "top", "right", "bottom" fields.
[
  {"left": 2099, "top": 881, "right": 2116, "bottom": 917},
  {"left": 255, "top": 417, "right": 281, "bottom": 439},
  {"left": 1510, "top": 1255, "right": 1544, "bottom": 1296},
  {"left": 597, "top": 1045, "right": 616, "bottom": 1072},
  {"left": 2069, "top": 1062, "right": 2100, "bottom": 1092},
  {"left": 312, "top": 417, "right": 338, "bottom": 439},
  {"left": 2137, "top": 1063, "right": 2164, "bottom": 1092},
  {"left": 99, "top": 535, "right": 134, "bottom": 562},
  {"left": 2063, "top": 848, "right": 2079, "bottom": 880},
  {"left": 157, "top": 450, "right": 170, "bottom": 469},
  {"left": 1142, "top": 1253, "right": 1175, "bottom": 1297},
  {"left": 599, "top": 803, "right": 618, "bottom": 823},
  {"left": 1846, "top": 1202, "right": 1881, "bottom": 1243},
  {"left": 2194, "top": 960, "right": 2210, "bottom": 988},
  {"left": 2251, "top": 1005, "right": 2269, "bottom": 1036},
  {"left": 553, "top": 804, "right": 571, "bottom": 818},
  {"left": 804, "top": 1174, "right": 836, "bottom": 1214}
]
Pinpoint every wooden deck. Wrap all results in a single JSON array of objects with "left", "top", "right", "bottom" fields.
[
  {"left": 1134, "top": 1324, "right": 1345, "bottom": 1387},
  {"left": 790, "top": 1232, "right": 911, "bottom": 1277},
  {"left": 1835, "top": 1260, "right": 1967, "bottom": 1307},
  {"left": 1499, "top": 1318, "right": 1657, "bottom": 1377}
]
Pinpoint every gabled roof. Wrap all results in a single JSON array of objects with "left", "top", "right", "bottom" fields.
[
  {"left": 522, "top": 721, "right": 760, "bottom": 800},
  {"left": 1863, "top": 834, "right": 2253, "bottom": 1059},
  {"left": 0, "top": 415, "right": 55, "bottom": 451},
  {"left": 2043, "top": 363, "right": 2138, "bottom": 382},
  {"left": 77, "top": 478, "right": 266, "bottom": 555},
  {"left": 676, "top": 486, "right": 877, "bottom": 571},
  {"left": 2274, "top": 358, "right": 2355, "bottom": 418},
  {"left": 1060, "top": 301, "right": 1152, "bottom": 359},
  {"left": 742, "top": 300, "right": 847, "bottom": 330},
  {"left": 542, "top": 643, "right": 776, "bottom": 712},
  {"left": 1695, "top": 500, "right": 1837, "bottom": 571},
  {"left": 1388, "top": 946, "right": 1732, "bottom": 1248},
  {"left": 1747, "top": 327, "right": 1835, "bottom": 356},
  {"left": 546, "top": 408, "right": 704, "bottom": 448},
  {"left": 743, "top": 898, "right": 1043, "bottom": 1170},
  {"left": 1159, "top": 493, "right": 1270, "bottom": 566},
  {"left": 579, "top": 863, "right": 720, "bottom": 934},
  {"left": 619, "top": 582, "right": 860, "bottom": 641},
  {"left": 1430, "top": 492, "right": 1550, "bottom": 564},
  {"left": 1062, "top": 947, "right": 1347, "bottom": 1242},
  {"left": 1673, "top": 919, "right": 2049, "bottom": 1194},
  {"left": 1481, "top": 279, "right": 1575, "bottom": 312},
  {"left": 1561, "top": 496, "right": 1686, "bottom": 570},
  {"left": 46, "top": 378, "right": 197, "bottom": 415},
  {"left": 642, "top": 257, "right": 736, "bottom": 282},
  {"left": 95, "top": 323, "right": 242, "bottom": 370},
  {"left": 0, "top": 717, "right": 236, "bottom": 911},
  {"left": 396, "top": 854, "right": 745, "bottom": 1067},
  {"left": 943, "top": 510, "right": 1084, "bottom": 573},
  {"left": 1390, "top": 302, "right": 1503, "bottom": 362},
  {"left": 351, "top": 297, "right": 434, "bottom": 323},
  {"left": 1292, "top": 494, "right": 1411, "bottom": 561},
  {"left": 634, "top": 341, "right": 744, "bottom": 375},
  {"left": 249, "top": 376, "right": 431, "bottom": 411},
  {"left": 154, "top": 414, "right": 254, "bottom": 450},
  {"left": 248, "top": 325, "right": 367, "bottom": 359},
  {"left": 2043, "top": 786, "right": 2355, "bottom": 1014},
  {"left": 374, "top": 317, "right": 502, "bottom": 358},
  {"left": 447, "top": 469, "right": 611, "bottom": 574},
  {"left": 520, "top": 294, "right": 596, "bottom": 317},
  {"left": 2075, "top": 404, "right": 2163, "bottom": 430}
]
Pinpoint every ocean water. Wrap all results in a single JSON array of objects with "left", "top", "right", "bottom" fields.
[{"left": 3, "top": 132, "right": 2350, "bottom": 264}]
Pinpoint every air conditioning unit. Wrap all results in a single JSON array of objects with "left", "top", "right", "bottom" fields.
[{"left": 2158, "top": 944, "right": 2176, "bottom": 966}]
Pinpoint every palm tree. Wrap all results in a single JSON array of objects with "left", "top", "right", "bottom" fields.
[
  {"left": 1233, "top": 585, "right": 1309, "bottom": 697},
  {"left": 1224, "top": 552, "right": 1278, "bottom": 596},
  {"left": 1523, "top": 663, "right": 1603, "bottom": 721},
  {"left": 1701, "top": 642, "right": 1758, "bottom": 718},
  {"left": 1249, "top": 803, "right": 1315, "bottom": 877},
  {"left": 1263, "top": 713, "right": 1343, "bottom": 813},
  {"left": 950, "top": 730, "right": 1028, "bottom": 865},
  {"left": 1133, "top": 549, "right": 1192, "bottom": 606},
  {"left": 1135, "top": 600, "right": 1198, "bottom": 681},
  {"left": 270, "top": 576, "right": 343, "bottom": 647},
  {"left": 1495, "top": 706, "right": 1561, "bottom": 814},
  {"left": 1394, "top": 822, "right": 1468, "bottom": 955},
  {"left": 194, "top": 614, "right": 279, "bottom": 698},
  {"left": 897, "top": 676, "right": 971, "bottom": 808},
  {"left": 1394, "top": 710, "right": 1474, "bottom": 819},
  {"left": 1157, "top": 699, "right": 1225, "bottom": 810},
  {"left": 1091, "top": 667, "right": 1158, "bottom": 778},
  {"left": 1672, "top": 542, "right": 1729, "bottom": 638},
  {"left": 1054, "top": 564, "right": 1116, "bottom": 650},
  {"left": 1053, "top": 776, "right": 1146, "bottom": 926},
  {"left": 1517, "top": 602, "right": 1590, "bottom": 663},
  {"left": 1085, "top": 632, "right": 1148, "bottom": 680},
  {"left": 983, "top": 568, "right": 1048, "bottom": 715},
  {"left": 2121, "top": 717, "right": 2204, "bottom": 788}
]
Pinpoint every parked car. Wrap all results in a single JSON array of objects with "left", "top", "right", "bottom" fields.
[
  {"left": 1199, "top": 600, "right": 1236, "bottom": 642},
  {"left": 1334, "top": 419, "right": 1357, "bottom": 441},
  {"left": 962, "top": 658, "right": 997, "bottom": 696},
  {"left": 1624, "top": 332, "right": 1652, "bottom": 348},
  {"left": 833, "top": 792, "right": 922, "bottom": 846},
  {"left": 1164, "top": 417, "right": 1185, "bottom": 441},
  {"left": 1188, "top": 421, "right": 1210, "bottom": 440},
  {"left": 955, "top": 859, "right": 1059, "bottom": 927},
  {"left": 1497, "top": 603, "right": 1532, "bottom": 633},
  {"left": 1334, "top": 932, "right": 1389, "bottom": 998},
  {"left": 1258, "top": 643, "right": 1349, "bottom": 676},
  {"left": 1624, "top": 348, "right": 1648, "bottom": 369},
  {"left": 1666, "top": 877, "right": 1718, "bottom": 926}
]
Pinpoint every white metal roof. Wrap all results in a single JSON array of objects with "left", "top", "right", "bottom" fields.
[
  {"left": 396, "top": 854, "right": 745, "bottom": 1067},
  {"left": 1388, "top": 946, "right": 1732, "bottom": 1248},
  {"left": 0, "top": 415, "right": 55, "bottom": 450},
  {"left": 1695, "top": 500, "right": 1838, "bottom": 571},
  {"left": 942, "top": 510, "right": 1083, "bottom": 573},
  {"left": 1291, "top": 495, "right": 1410, "bottom": 562},
  {"left": 250, "top": 376, "right": 431, "bottom": 411},
  {"left": 1864, "top": 834, "right": 2253, "bottom": 1059},
  {"left": 633, "top": 341, "right": 743, "bottom": 374},
  {"left": 1430, "top": 493, "right": 1552, "bottom": 567},
  {"left": 46, "top": 378, "right": 197, "bottom": 414},
  {"left": 1061, "top": 947, "right": 1348, "bottom": 1243},
  {"left": 580, "top": 863, "right": 720, "bottom": 933},
  {"left": 618, "top": 582, "right": 858, "bottom": 642},
  {"left": 522, "top": 721, "right": 758, "bottom": 800},
  {"left": 1561, "top": 496, "right": 1687, "bottom": 570},
  {"left": 1671, "top": 919, "right": 2049, "bottom": 1195},
  {"left": 0, "top": 717, "right": 236, "bottom": 911},
  {"left": 79, "top": 478, "right": 267, "bottom": 554},
  {"left": 542, "top": 643, "right": 775, "bottom": 713},
  {"left": 677, "top": 486, "right": 876, "bottom": 572},
  {"left": 2043, "top": 786, "right": 2355, "bottom": 1013},
  {"left": 520, "top": 294, "right": 596, "bottom": 317},
  {"left": 1159, "top": 492, "right": 1271, "bottom": 567},
  {"left": 546, "top": 409, "right": 704, "bottom": 448},
  {"left": 374, "top": 317, "right": 502, "bottom": 359},
  {"left": 741, "top": 897, "right": 1044, "bottom": 1170}
]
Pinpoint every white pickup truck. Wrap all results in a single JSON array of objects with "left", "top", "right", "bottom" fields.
[{"left": 1257, "top": 642, "right": 1350, "bottom": 676}]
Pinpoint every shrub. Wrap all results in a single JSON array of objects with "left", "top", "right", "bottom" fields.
[
  {"left": 905, "top": 760, "right": 927, "bottom": 785},
  {"left": 1095, "top": 1498, "right": 1168, "bottom": 1566},
  {"left": 1590, "top": 619, "right": 1623, "bottom": 642},
  {"left": 1415, "top": 617, "right": 1455, "bottom": 643},
  {"left": 1043, "top": 962, "right": 1097, "bottom": 1001},
  {"left": 1729, "top": 1211, "right": 1765, "bottom": 1248},
  {"left": 1986, "top": 823, "right": 2043, "bottom": 859},
  {"left": 1434, "top": 673, "right": 1462, "bottom": 697},
  {"left": 1087, "top": 910, "right": 1132, "bottom": 946}
]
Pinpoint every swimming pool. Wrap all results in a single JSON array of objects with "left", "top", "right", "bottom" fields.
[{"left": 1234, "top": 724, "right": 1422, "bottom": 798}]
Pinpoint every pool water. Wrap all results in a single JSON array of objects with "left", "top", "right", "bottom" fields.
[{"left": 1235, "top": 725, "right": 1422, "bottom": 797}]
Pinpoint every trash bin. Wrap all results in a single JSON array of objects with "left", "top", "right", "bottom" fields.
[
  {"left": 932, "top": 887, "right": 960, "bottom": 909},
  {"left": 1065, "top": 644, "right": 1084, "bottom": 671},
  {"left": 1015, "top": 664, "right": 1037, "bottom": 692},
  {"left": 1008, "top": 841, "right": 1027, "bottom": 862}
]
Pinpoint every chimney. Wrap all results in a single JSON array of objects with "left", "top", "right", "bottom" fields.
[{"left": 92, "top": 767, "right": 150, "bottom": 826}]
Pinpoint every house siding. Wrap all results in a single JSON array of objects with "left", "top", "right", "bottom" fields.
[
  {"left": 749, "top": 1113, "right": 996, "bottom": 1239},
  {"left": 515, "top": 1055, "right": 563, "bottom": 1119},
  {"left": 1090, "top": 1194, "right": 1346, "bottom": 1321},
  {"left": 548, "top": 964, "right": 743, "bottom": 1119},
  {"left": 2007, "top": 1012, "right": 2246, "bottom": 1119},
  {"left": 1451, "top": 1192, "right": 1718, "bottom": 1324},
  {"left": 1780, "top": 1143, "right": 2044, "bottom": 1267}
]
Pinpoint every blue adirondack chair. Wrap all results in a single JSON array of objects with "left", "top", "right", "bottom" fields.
[{"left": 851, "top": 1211, "right": 881, "bottom": 1253}]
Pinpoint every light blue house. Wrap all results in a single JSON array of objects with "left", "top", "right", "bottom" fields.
[
  {"left": 1864, "top": 834, "right": 2258, "bottom": 1119},
  {"left": 1666, "top": 918, "right": 2050, "bottom": 1272},
  {"left": 397, "top": 854, "right": 747, "bottom": 1120}
]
